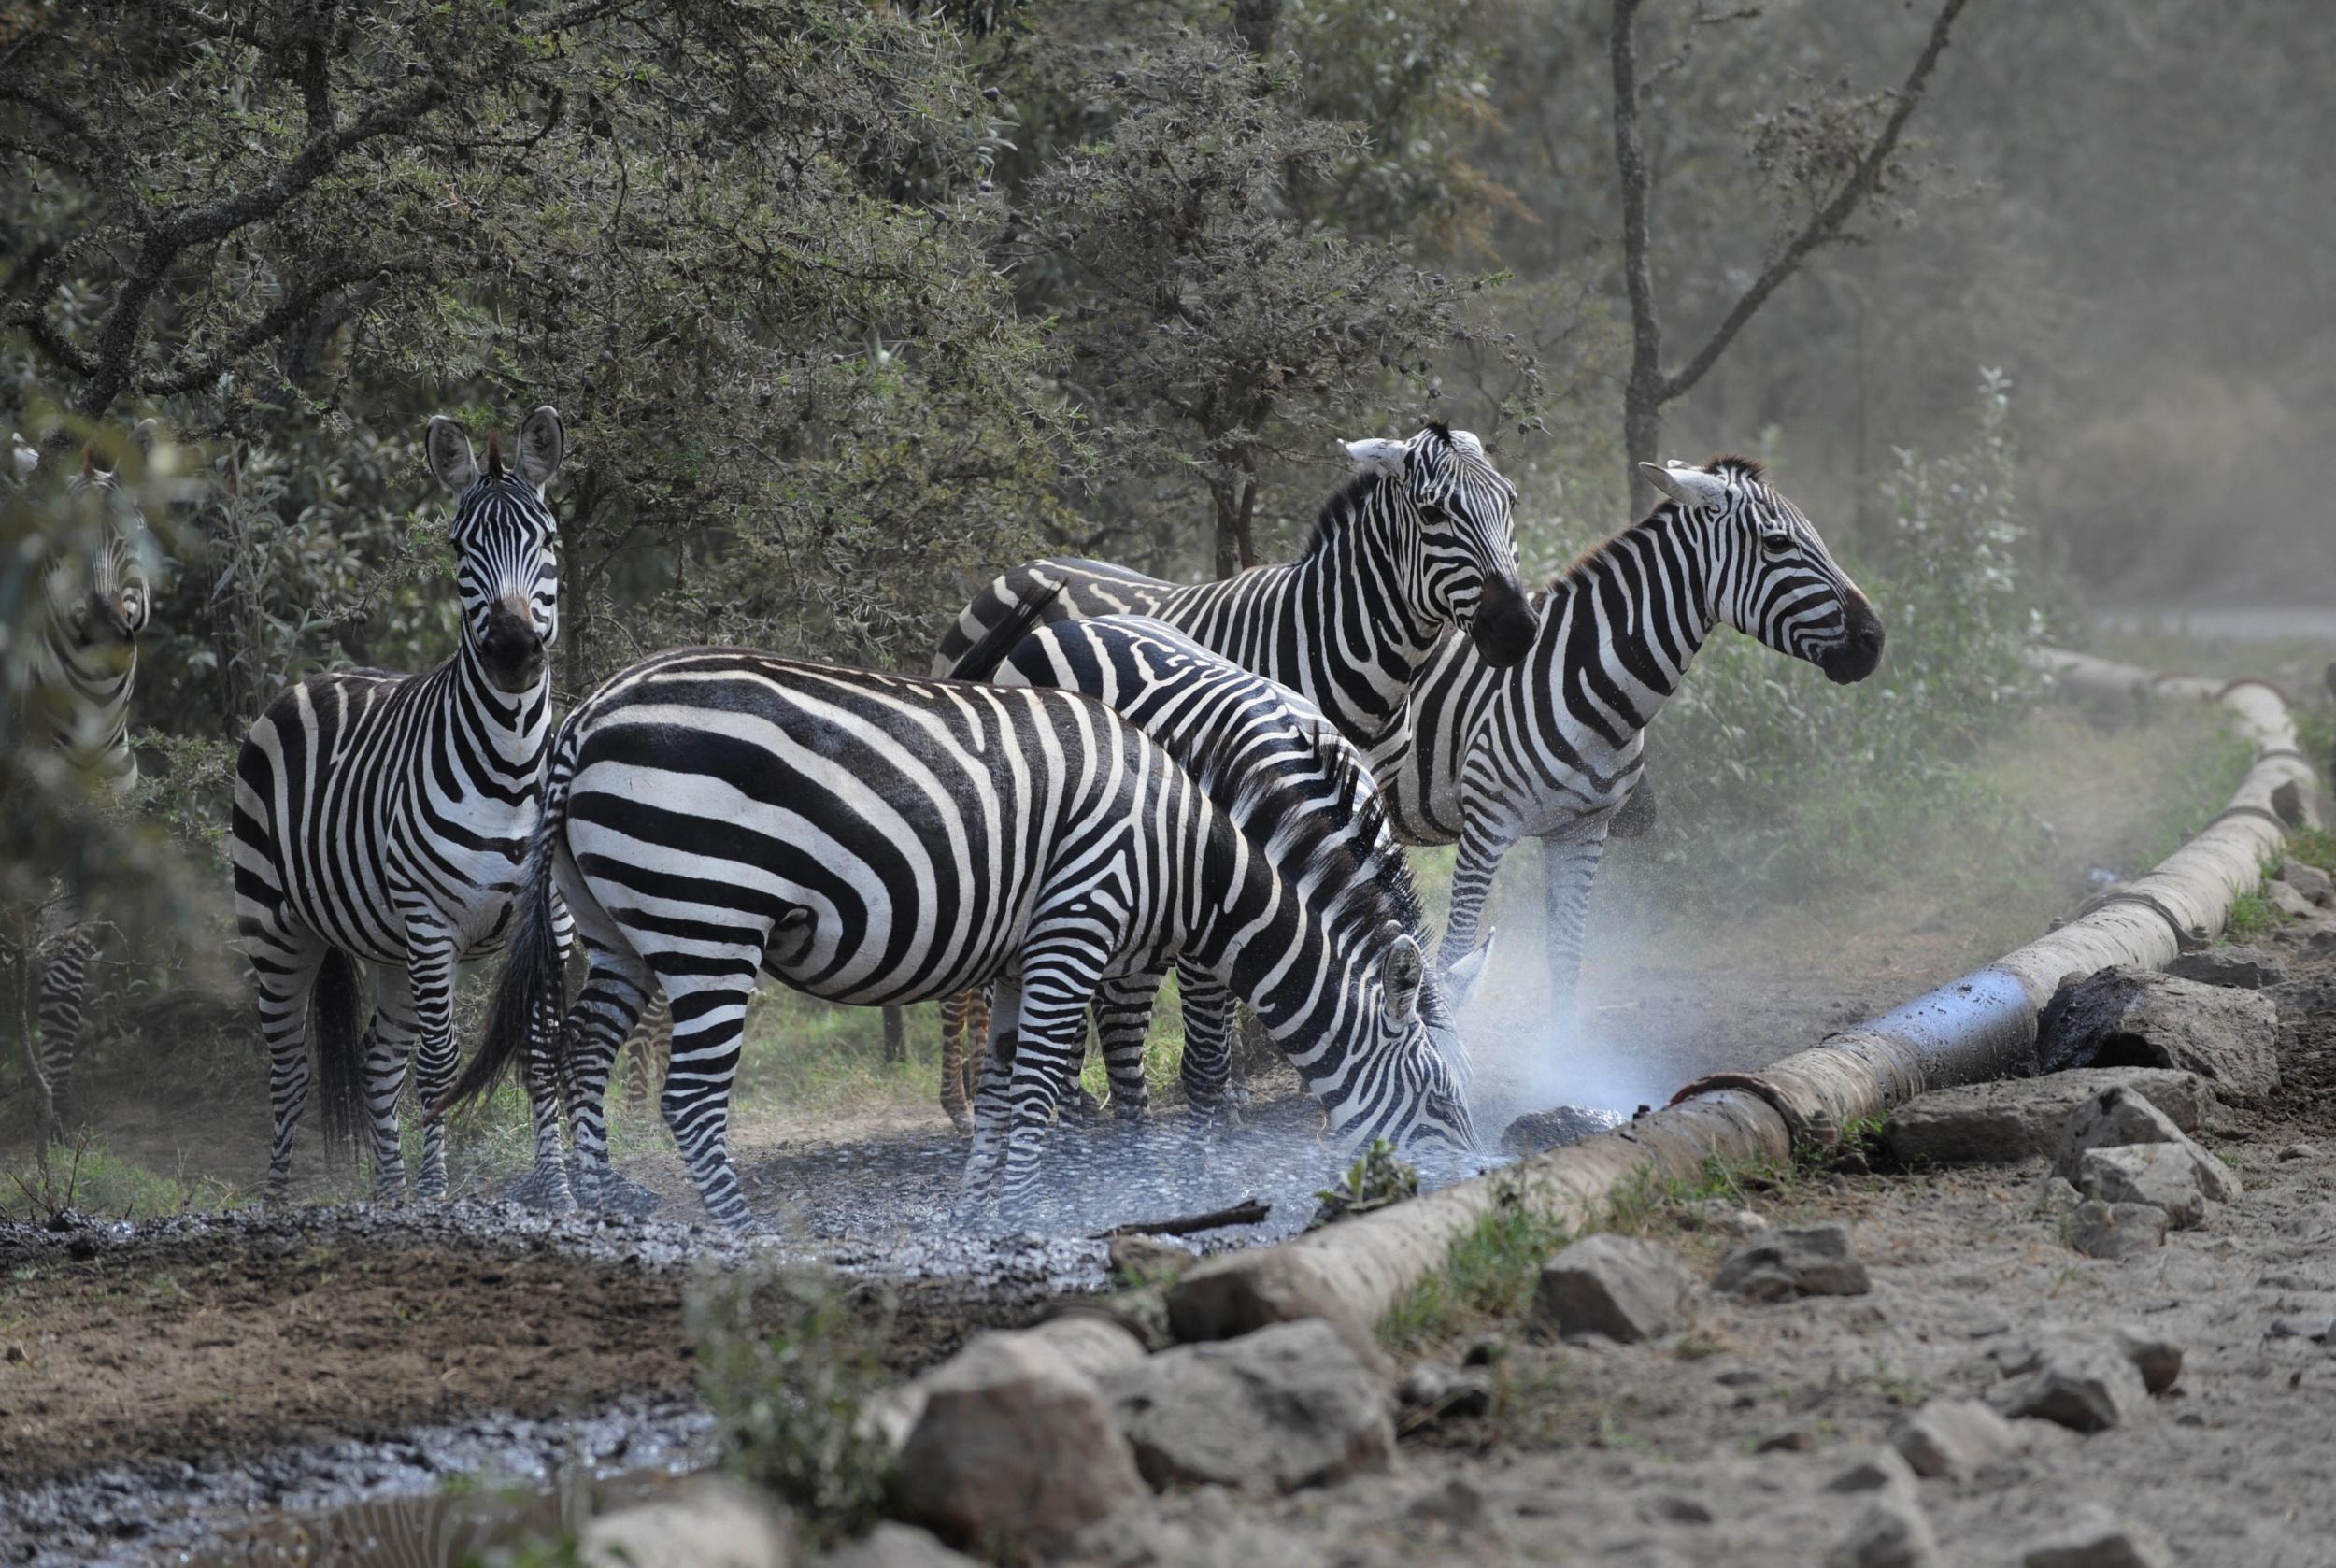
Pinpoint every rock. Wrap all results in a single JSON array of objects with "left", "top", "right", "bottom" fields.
[
  {"left": 2167, "top": 945, "right": 2286, "bottom": 989},
  {"left": 2021, "top": 1505, "right": 2174, "bottom": 1568},
  {"left": 1532, "top": 1233, "right": 1695, "bottom": 1342},
  {"left": 1715, "top": 1223, "right": 1873, "bottom": 1302},
  {"left": 2039, "top": 967, "right": 2281, "bottom": 1099},
  {"left": 2266, "top": 879, "right": 2318, "bottom": 919},
  {"left": 1106, "top": 1234, "right": 1190, "bottom": 1285},
  {"left": 1890, "top": 1398, "right": 2020, "bottom": 1480},
  {"left": 2065, "top": 1200, "right": 2169, "bottom": 1259},
  {"left": 1824, "top": 1499, "right": 1941, "bottom": 1568},
  {"left": 1823, "top": 1448, "right": 1920, "bottom": 1498},
  {"left": 2267, "top": 1315, "right": 2333, "bottom": 1343},
  {"left": 580, "top": 1478, "right": 791, "bottom": 1568},
  {"left": 2032, "top": 1175, "right": 2084, "bottom": 1219},
  {"left": 1405, "top": 1477, "right": 1487, "bottom": 1529},
  {"left": 1100, "top": 1319, "right": 1393, "bottom": 1494},
  {"left": 2279, "top": 859, "right": 2334, "bottom": 905},
  {"left": 1022, "top": 1313, "right": 1150, "bottom": 1381},
  {"left": 1397, "top": 1361, "right": 1494, "bottom": 1419},
  {"left": 1695, "top": 1198, "right": 1769, "bottom": 1237},
  {"left": 819, "top": 1524, "right": 981, "bottom": 1568},
  {"left": 1884, "top": 1068, "right": 2211, "bottom": 1166},
  {"left": 2112, "top": 1326, "right": 2183, "bottom": 1393},
  {"left": 894, "top": 1331, "right": 1146, "bottom": 1548},
  {"left": 1990, "top": 1339, "right": 2148, "bottom": 1432},
  {"left": 1757, "top": 1429, "right": 1816, "bottom": 1453},
  {"left": 1501, "top": 1104, "right": 1625, "bottom": 1157},
  {"left": 2074, "top": 1146, "right": 2207, "bottom": 1229},
  {"left": 2051, "top": 1086, "right": 2243, "bottom": 1203},
  {"left": 2277, "top": 1142, "right": 2319, "bottom": 1162}
]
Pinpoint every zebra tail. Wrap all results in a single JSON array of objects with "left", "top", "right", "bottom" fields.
[
  {"left": 310, "top": 948, "right": 366, "bottom": 1161},
  {"left": 945, "top": 580, "right": 1062, "bottom": 683},
  {"left": 434, "top": 764, "right": 569, "bottom": 1117}
]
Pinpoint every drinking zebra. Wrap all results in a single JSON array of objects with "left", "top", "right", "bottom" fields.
[
  {"left": 7, "top": 424, "right": 157, "bottom": 1134},
  {"left": 231, "top": 408, "right": 569, "bottom": 1204},
  {"left": 1382, "top": 455, "right": 1885, "bottom": 1026},
  {"left": 438, "top": 645, "right": 1477, "bottom": 1226},
  {"left": 942, "top": 605, "right": 1488, "bottom": 1125},
  {"left": 929, "top": 422, "right": 1534, "bottom": 1120}
]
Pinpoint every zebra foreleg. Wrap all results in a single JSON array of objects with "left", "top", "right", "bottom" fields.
[
  {"left": 1536, "top": 827, "right": 1609, "bottom": 1027},
  {"left": 252, "top": 941, "right": 327, "bottom": 1199},
  {"left": 32, "top": 922, "right": 95, "bottom": 1138},
  {"left": 1091, "top": 971, "right": 1163, "bottom": 1122},
  {"left": 937, "top": 986, "right": 989, "bottom": 1134},
  {"left": 1437, "top": 817, "right": 1521, "bottom": 976},
  {"left": 403, "top": 932, "right": 461, "bottom": 1200},
  {"left": 956, "top": 979, "right": 1021, "bottom": 1222},
  {"left": 362, "top": 970, "right": 420, "bottom": 1201},
  {"left": 996, "top": 960, "right": 1105, "bottom": 1223},
  {"left": 1172, "top": 968, "right": 1239, "bottom": 1131}
]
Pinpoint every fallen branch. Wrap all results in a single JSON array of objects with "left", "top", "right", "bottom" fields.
[{"left": 1091, "top": 1198, "right": 1270, "bottom": 1240}]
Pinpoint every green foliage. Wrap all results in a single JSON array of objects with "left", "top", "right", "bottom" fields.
[
  {"left": 2, "top": 1129, "right": 250, "bottom": 1222},
  {"left": 1378, "top": 1177, "right": 1566, "bottom": 1351},
  {"left": 2224, "top": 888, "right": 2276, "bottom": 942},
  {"left": 1310, "top": 1136, "right": 1419, "bottom": 1229},
  {"left": 689, "top": 1271, "right": 895, "bottom": 1549}
]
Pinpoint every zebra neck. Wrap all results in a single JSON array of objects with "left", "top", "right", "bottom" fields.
[
  {"left": 1183, "top": 826, "right": 1363, "bottom": 1089},
  {"left": 33, "top": 620, "right": 139, "bottom": 792},
  {"left": 1539, "top": 508, "right": 1719, "bottom": 739},
  {"left": 452, "top": 640, "right": 553, "bottom": 770},
  {"left": 1295, "top": 489, "right": 1440, "bottom": 729}
]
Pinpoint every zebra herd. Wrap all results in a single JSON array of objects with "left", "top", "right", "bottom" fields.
[{"left": 6, "top": 409, "right": 1883, "bottom": 1228}]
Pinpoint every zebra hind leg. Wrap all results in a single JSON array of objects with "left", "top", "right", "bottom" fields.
[
  {"left": 652, "top": 962, "right": 760, "bottom": 1229},
  {"left": 250, "top": 941, "right": 328, "bottom": 1200},
  {"left": 995, "top": 958, "right": 1106, "bottom": 1225},
  {"left": 938, "top": 987, "right": 983, "bottom": 1134},
  {"left": 1173, "top": 969, "right": 1240, "bottom": 1137},
  {"left": 33, "top": 925, "right": 96, "bottom": 1139},
  {"left": 1092, "top": 972, "right": 1163, "bottom": 1123},
  {"left": 565, "top": 946, "right": 654, "bottom": 1211}
]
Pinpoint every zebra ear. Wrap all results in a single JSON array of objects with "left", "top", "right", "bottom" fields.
[
  {"left": 1343, "top": 438, "right": 1409, "bottom": 481},
  {"left": 426, "top": 416, "right": 478, "bottom": 492},
  {"left": 1442, "top": 931, "right": 1494, "bottom": 1015},
  {"left": 1383, "top": 931, "right": 1426, "bottom": 1032},
  {"left": 516, "top": 406, "right": 565, "bottom": 491},
  {"left": 1638, "top": 461, "right": 1729, "bottom": 513}
]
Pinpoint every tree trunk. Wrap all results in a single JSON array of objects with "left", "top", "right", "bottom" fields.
[
  {"left": 881, "top": 1004, "right": 907, "bottom": 1064},
  {"left": 1609, "top": 0, "right": 1663, "bottom": 507}
]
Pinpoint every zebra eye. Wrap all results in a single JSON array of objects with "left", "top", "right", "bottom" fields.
[{"left": 1760, "top": 529, "right": 1795, "bottom": 554}]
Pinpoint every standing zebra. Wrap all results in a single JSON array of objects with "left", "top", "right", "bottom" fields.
[
  {"left": 943, "top": 606, "right": 1487, "bottom": 1125},
  {"left": 7, "top": 425, "right": 157, "bottom": 1134},
  {"left": 231, "top": 408, "right": 568, "bottom": 1204},
  {"left": 1382, "top": 455, "right": 1884, "bottom": 1035},
  {"left": 440, "top": 647, "right": 1477, "bottom": 1226},
  {"left": 929, "top": 422, "right": 1534, "bottom": 1115}
]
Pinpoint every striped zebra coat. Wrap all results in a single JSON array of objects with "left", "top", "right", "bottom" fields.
[
  {"left": 441, "top": 647, "right": 1477, "bottom": 1226},
  {"left": 1382, "top": 456, "right": 1884, "bottom": 1023},
  {"left": 7, "top": 425, "right": 156, "bottom": 1135},
  {"left": 928, "top": 422, "right": 1531, "bottom": 1116},
  {"left": 943, "top": 606, "right": 1487, "bottom": 1123},
  {"left": 231, "top": 408, "right": 568, "bottom": 1203}
]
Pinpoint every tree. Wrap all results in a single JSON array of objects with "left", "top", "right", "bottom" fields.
[{"left": 1607, "top": 0, "right": 1971, "bottom": 501}]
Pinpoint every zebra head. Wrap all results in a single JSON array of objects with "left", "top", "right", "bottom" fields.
[
  {"left": 1343, "top": 423, "right": 1536, "bottom": 668},
  {"left": 1640, "top": 456, "right": 1885, "bottom": 685},
  {"left": 1369, "top": 928, "right": 1481, "bottom": 1153},
  {"left": 48, "top": 422, "right": 158, "bottom": 651},
  {"left": 426, "top": 406, "right": 565, "bottom": 695}
]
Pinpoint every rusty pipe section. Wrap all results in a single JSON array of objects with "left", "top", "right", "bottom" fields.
[{"left": 1161, "top": 648, "right": 2316, "bottom": 1348}]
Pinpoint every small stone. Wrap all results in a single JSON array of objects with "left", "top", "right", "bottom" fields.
[
  {"left": 2021, "top": 1505, "right": 2174, "bottom": 1568},
  {"left": 2075, "top": 1147, "right": 2206, "bottom": 1229},
  {"left": 2, "top": 1345, "right": 22, "bottom": 1364},
  {"left": 2277, "top": 1142, "right": 2319, "bottom": 1162},
  {"left": 1405, "top": 1476, "right": 1486, "bottom": 1528},
  {"left": 820, "top": 1523, "right": 982, "bottom": 1568},
  {"left": 2265, "top": 879, "right": 2318, "bottom": 919},
  {"left": 1886, "top": 1069, "right": 2210, "bottom": 1167},
  {"left": 1824, "top": 1448, "right": 1919, "bottom": 1497},
  {"left": 2279, "top": 860, "right": 2334, "bottom": 905},
  {"left": 2052, "top": 1087, "right": 2243, "bottom": 1204},
  {"left": 579, "top": 1477, "right": 791, "bottom": 1568},
  {"left": 2267, "top": 1315, "right": 2334, "bottom": 1343},
  {"left": 1643, "top": 1493, "right": 1716, "bottom": 1525},
  {"left": 1696, "top": 1199, "right": 1769, "bottom": 1237},
  {"left": 2040, "top": 967, "right": 2281, "bottom": 1099},
  {"left": 1533, "top": 1233, "right": 1695, "bottom": 1342},
  {"left": 1991, "top": 1339, "right": 2148, "bottom": 1432},
  {"left": 1824, "top": 1498, "right": 1941, "bottom": 1568},
  {"left": 2167, "top": 946, "right": 2286, "bottom": 989},
  {"left": 1715, "top": 1223, "right": 1873, "bottom": 1302},
  {"left": 2033, "top": 1175, "right": 2084, "bottom": 1219},
  {"left": 1396, "top": 1361, "right": 1494, "bottom": 1419},
  {"left": 2111, "top": 1327, "right": 2184, "bottom": 1394},
  {"left": 2074, "top": 1205, "right": 2158, "bottom": 1262},
  {"left": 1891, "top": 1398, "right": 2019, "bottom": 1480},
  {"left": 1501, "top": 1105, "right": 1625, "bottom": 1156},
  {"left": 1106, "top": 1233, "right": 1190, "bottom": 1285},
  {"left": 1757, "top": 1429, "right": 1816, "bottom": 1453}
]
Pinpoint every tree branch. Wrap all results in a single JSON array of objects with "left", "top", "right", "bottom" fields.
[
  {"left": 135, "top": 260, "right": 429, "bottom": 397},
  {"left": 1659, "top": 0, "right": 1970, "bottom": 404}
]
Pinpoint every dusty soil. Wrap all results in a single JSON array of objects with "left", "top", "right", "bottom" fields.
[{"left": 1068, "top": 908, "right": 2336, "bottom": 1568}]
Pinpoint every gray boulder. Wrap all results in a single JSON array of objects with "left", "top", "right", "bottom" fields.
[
  {"left": 2021, "top": 1506, "right": 2174, "bottom": 1568},
  {"left": 1989, "top": 1338, "right": 2149, "bottom": 1432},
  {"left": 1533, "top": 1233, "right": 1695, "bottom": 1342},
  {"left": 1824, "top": 1500, "right": 1941, "bottom": 1568},
  {"left": 2265, "top": 879, "right": 2318, "bottom": 919},
  {"left": 818, "top": 1524, "right": 980, "bottom": 1568},
  {"left": 1715, "top": 1223, "right": 1873, "bottom": 1302},
  {"left": 2279, "top": 859, "right": 2334, "bottom": 905},
  {"left": 1883, "top": 1068, "right": 2208, "bottom": 1167},
  {"left": 2074, "top": 1145, "right": 2207, "bottom": 1229},
  {"left": 1101, "top": 1319, "right": 1393, "bottom": 1494},
  {"left": 2166, "top": 945, "right": 2286, "bottom": 989},
  {"left": 2040, "top": 966, "right": 2280, "bottom": 1099},
  {"left": 1890, "top": 1398, "right": 2020, "bottom": 1480},
  {"left": 582, "top": 1478, "right": 793, "bottom": 1568},
  {"left": 2065, "top": 1199, "right": 2170, "bottom": 1259},
  {"left": 894, "top": 1331, "right": 1146, "bottom": 1548},
  {"left": 2051, "top": 1086, "right": 2243, "bottom": 1203},
  {"left": 1501, "top": 1105, "right": 1625, "bottom": 1157}
]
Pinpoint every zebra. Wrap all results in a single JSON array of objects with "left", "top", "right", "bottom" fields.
[
  {"left": 230, "top": 407, "right": 569, "bottom": 1205},
  {"left": 437, "top": 645, "right": 1478, "bottom": 1227},
  {"left": 929, "top": 421, "right": 1534, "bottom": 1118},
  {"left": 1380, "top": 455, "right": 1885, "bottom": 1036},
  {"left": 941, "top": 603, "right": 1488, "bottom": 1129},
  {"left": 6, "top": 424, "right": 157, "bottom": 1134}
]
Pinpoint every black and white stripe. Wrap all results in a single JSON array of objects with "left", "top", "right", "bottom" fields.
[
  {"left": 231, "top": 408, "right": 570, "bottom": 1203},
  {"left": 9, "top": 426, "right": 156, "bottom": 1133},
  {"left": 441, "top": 646, "right": 1477, "bottom": 1227},
  {"left": 1382, "top": 455, "right": 1885, "bottom": 1014},
  {"left": 946, "top": 609, "right": 1484, "bottom": 1121}
]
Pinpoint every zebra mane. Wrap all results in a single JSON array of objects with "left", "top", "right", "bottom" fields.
[
  {"left": 1705, "top": 451, "right": 1766, "bottom": 481},
  {"left": 1301, "top": 468, "right": 1387, "bottom": 563}
]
